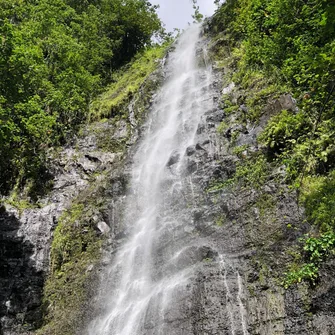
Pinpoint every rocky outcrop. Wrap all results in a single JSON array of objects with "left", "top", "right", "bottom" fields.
[
  {"left": 0, "top": 119, "right": 125, "bottom": 334},
  {"left": 1, "top": 26, "right": 335, "bottom": 335},
  {"left": 0, "top": 208, "right": 43, "bottom": 335},
  {"left": 87, "top": 33, "right": 335, "bottom": 335},
  {"left": 84, "top": 32, "right": 335, "bottom": 335},
  {"left": 0, "top": 48, "right": 164, "bottom": 335}
]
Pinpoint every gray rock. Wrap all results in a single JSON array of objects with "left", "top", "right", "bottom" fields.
[
  {"left": 186, "top": 145, "right": 196, "bottom": 156},
  {"left": 97, "top": 221, "right": 111, "bottom": 235},
  {"left": 113, "top": 120, "right": 128, "bottom": 139},
  {"left": 78, "top": 156, "right": 97, "bottom": 173},
  {"left": 167, "top": 152, "right": 180, "bottom": 167},
  {"left": 279, "top": 93, "right": 297, "bottom": 112},
  {"left": 3, "top": 27, "right": 334, "bottom": 335}
]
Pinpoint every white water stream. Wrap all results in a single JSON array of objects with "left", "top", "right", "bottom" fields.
[{"left": 87, "top": 25, "right": 247, "bottom": 335}]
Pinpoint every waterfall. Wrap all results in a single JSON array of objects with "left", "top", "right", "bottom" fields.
[{"left": 87, "top": 25, "right": 247, "bottom": 335}]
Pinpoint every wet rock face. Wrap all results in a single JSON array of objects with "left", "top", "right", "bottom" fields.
[
  {"left": 177, "top": 56, "right": 335, "bottom": 335},
  {"left": 0, "top": 52, "right": 165, "bottom": 334},
  {"left": 0, "top": 205, "right": 58, "bottom": 334},
  {"left": 189, "top": 74, "right": 335, "bottom": 333},
  {"left": 2, "top": 33, "right": 335, "bottom": 335},
  {"left": 87, "top": 35, "right": 335, "bottom": 335},
  {"left": 0, "top": 120, "right": 129, "bottom": 334}
]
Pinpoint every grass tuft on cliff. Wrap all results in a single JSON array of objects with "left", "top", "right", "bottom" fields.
[
  {"left": 36, "top": 186, "right": 105, "bottom": 335},
  {"left": 89, "top": 44, "right": 168, "bottom": 121}
]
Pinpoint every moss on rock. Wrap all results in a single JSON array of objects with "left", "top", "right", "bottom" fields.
[
  {"left": 36, "top": 186, "right": 105, "bottom": 335},
  {"left": 89, "top": 44, "right": 169, "bottom": 122}
]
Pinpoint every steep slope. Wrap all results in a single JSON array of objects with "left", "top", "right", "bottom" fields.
[
  {"left": 0, "top": 45, "right": 166, "bottom": 334},
  {"left": 87, "top": 23, "right": 335, "bottom": 335},
  {"left": 1, "top": 6, "right": 335, "bottom": 334}
]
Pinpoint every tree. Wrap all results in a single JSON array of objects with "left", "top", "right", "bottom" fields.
[
  {"left": 191, "top": 0, "right": 204, "bottom": 23},
  {"left": 0, "top": 0, "right": 163, "bottom": 195}
]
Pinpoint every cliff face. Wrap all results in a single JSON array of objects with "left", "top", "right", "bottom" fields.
[
  {"left": 203, "top": 28, "right": 335, "bottom": 334},
  {"left": 0, "top": 57, "right": 165, "bottom": 334},
  {"left": 0, "top": 119, "right": 126, "bottom": 334},
  {"left": 1, "top": 26, "right": 335, "bottom": 335},
  {"left": 85, "top": 29, "right": 335, "bottom": 335}
]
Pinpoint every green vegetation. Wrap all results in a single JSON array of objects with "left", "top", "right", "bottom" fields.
[
  {"left": 0, "top": 0, "right": 163, "bottom": 196},
  {"left": 254, "top": 193, "right": 276, "bottom": 221},
  {"left": 302, "top": 172, "right": 335, "bottom": 231},
  {"left": 232, "top": 154, "right": 270, "bottom": 189},
  {"left": 90, "top": 45, "right": 168, "bottom": 121},
  {"left": 191, "top": 0, "right": 204, "bottom": 23},
  {"left": 208, "top": 153, "right": 270, "bottom": 192},
  {"left": 282, "top": 172, "right": 335, "bottom": 286},
  {"left": 37, "top": 182, "right": 107, "bottom": 335},
  {"left": 232, "top": 144, "right": 248, "bottom": 157},
  {"left": 283, "top": 232, "right": 335, "bottom": 287},
  {"left": 212, "top": 0, "right": 335, "bottom": 286},
  {"left": 215, "top": 214, "right": 225, "bottom": 227},
  {"left": 217, "top": 120, "right": 229, "bottom": 134},
  {"left": 212, "top": 0, "right": 335, "bottom": 175}
]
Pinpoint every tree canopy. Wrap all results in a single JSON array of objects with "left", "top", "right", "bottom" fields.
[
  {"left": 211, "top": 0, "right": 335, "bottom": 285},
  {"left": 0, "top": 0, "right": 162, "bottom": 195},
  {"left": 212, "top": 0, "right": 335, "bottom": 178}
]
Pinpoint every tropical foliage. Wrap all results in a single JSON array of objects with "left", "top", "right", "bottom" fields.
[
  {"left": 0, "top": 0, "right": 162, "bottom": 195},
  {"left": 212, "top": 0, "right": 335, "bottom": 285}
]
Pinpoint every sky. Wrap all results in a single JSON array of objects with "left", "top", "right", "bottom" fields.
[{"left": 150, "top": 0, "right": 217, "bottom": 32}]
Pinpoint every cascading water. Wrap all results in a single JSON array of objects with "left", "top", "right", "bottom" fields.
[{"left": 87, "top": 25, "right": 248, "bottom": 335}]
